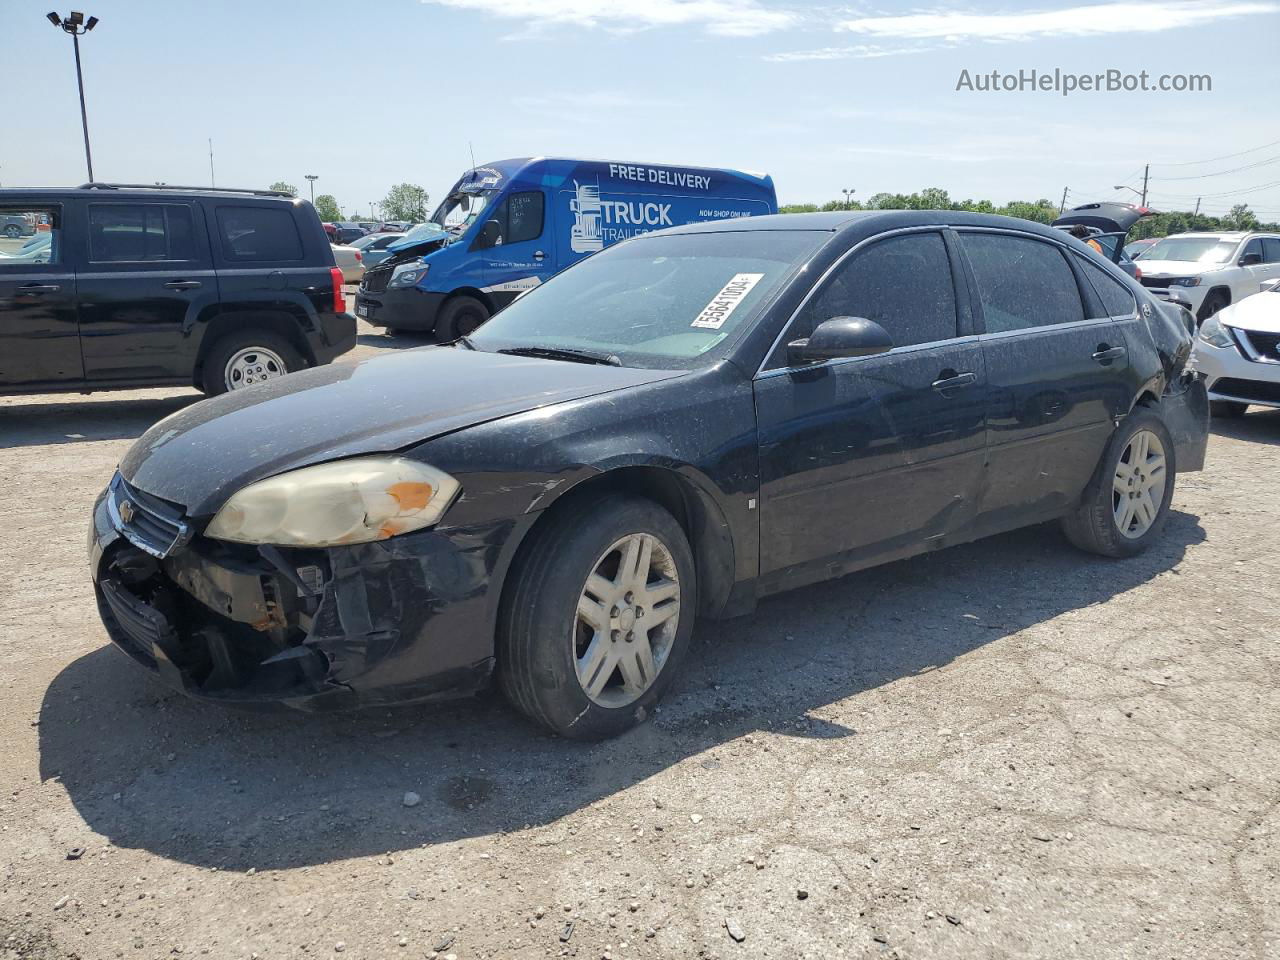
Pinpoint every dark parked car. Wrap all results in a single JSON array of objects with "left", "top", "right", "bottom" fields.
[
  {"left": 1, "top": 213, "right": 36, "bottom": 239},
  {"left": 90, "top": 211, "right": 1208, "bottom": 739},
  {"left": 0, "top": 184, "right": 356, "bottom": 395}
]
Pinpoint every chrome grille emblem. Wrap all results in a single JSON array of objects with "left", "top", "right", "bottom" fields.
[{"left": 118, "top": 500, "right": 135, "bottom": 524}]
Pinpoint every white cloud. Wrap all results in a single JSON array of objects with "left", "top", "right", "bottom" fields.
[
  {"left": 836, "top": 0, "right": 1277, "bottom": 42},
  {"left": 420, "top": 0, "right": 796, "bottom": 36},
  {"left": 763, "top": 43, "right": 939, "bottom": 62}
]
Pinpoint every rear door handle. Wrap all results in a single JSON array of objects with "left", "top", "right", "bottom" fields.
[
  {"left": 18, "top": 283, "right": 60, "bottom": 294},
  {"left": 164, "top": 280, "right": 202, "bottom": 290},
  {"left": 1092, "top": 345, "right": 1127, "bottom": 363},
  {"left": 932, "top": 371, "right": 977, "bottom": 392}
]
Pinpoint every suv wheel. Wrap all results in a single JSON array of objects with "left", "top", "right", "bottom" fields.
[
  {"left": 1061, "top": 408, "right": 1176, "bottom": 558},
  {"left": 3, "top": 225, "right": 20, "bottom": 239},
  {"left": 497, "top": 494, "right": 696, "bottom": 740},
  {"left": 435, "top": 295, "right": 489, "bottom": 343},
  {"left": 201, "top": 330, "right": 304, "bottom": 395}
]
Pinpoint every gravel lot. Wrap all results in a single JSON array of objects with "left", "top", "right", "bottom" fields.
[{"left": 2, "top": 313, "right": 1278, "bottom": 960}]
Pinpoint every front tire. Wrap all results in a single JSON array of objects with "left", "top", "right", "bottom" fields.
[
  {"left": 1210, "top": 399, "right": 1247, "bottom": 418},
  {"left": 3, "top": 225, "right": 20, "bottom": 239},
  {"left": 199, "top": 330, "right": 304, "bottom": 395},
  {"left": 435, "top": 295, "right": 489, "bottom": 343},
  {"left": 1061, "top": 408, "right": 1176, "bottom": 558},
  {"left": 497, "top": 494, "right": 696, "bottom": 740},
  {"left": 1197, "top": 291, "right": 1228, "bottom": 323}
]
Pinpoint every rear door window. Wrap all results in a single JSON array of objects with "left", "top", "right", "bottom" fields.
[
  {"left": 1262, "top": 237, "right": 1280, "bottom": 263},
  {"left": 1079, "top": 260, "right": 1138, "bottom": 318},
  {"left": 961, "top": 233, "right": 1085, "bottom": 333},
  {"left": 215, "top": 205, "right": 303, "bottom": 262},
  {"left": 0, "top": 206, "right": 61, "bottom": 267},
  {"left": 88, "top": 203, "right": 197, "bottom": 263}
]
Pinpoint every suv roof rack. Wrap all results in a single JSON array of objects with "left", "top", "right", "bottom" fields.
[{"left": 77, "top": 182, "right": 297, "bottom": 198}]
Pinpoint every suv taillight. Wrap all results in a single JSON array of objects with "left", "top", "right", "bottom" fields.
[{"left": 330, "top": 267, "right": 345, "bottom": 313}]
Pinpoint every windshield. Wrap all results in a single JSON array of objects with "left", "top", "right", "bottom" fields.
[
  {"left": 430, "top": 191, "right": 494, "bottom": 233},
  {"left": 469, "top": 230, "right": 826, "bottom": 370},
  {"left": 1138, "top": 236, "right": 1237, "bottom": 264}
]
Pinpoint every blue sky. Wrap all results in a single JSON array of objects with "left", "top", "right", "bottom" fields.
[{"left": 4, "top": 0, "right": 1278, "bottom": 220}]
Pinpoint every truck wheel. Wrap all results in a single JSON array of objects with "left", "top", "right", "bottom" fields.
[
  {"left": 200, "top": 330, "right": 304, "bottom": 395},
  {"left": 435, "top": 295, "right": 489, "bottom": 343},
  {"left": 1209, "top": 399, "right": 1247, "bottom": 418},
  {"left": 497, "top": 494, "right": 696, "bottom": 740},
  {"left": 3, "top": 225, "right": 20, "bottom": 239},
  {"left": 1197, "top": 291, "right": 1228, "bottom": 323},
  {"left": 1061, "top": 408, "right": 1176, "bottom": 558}
]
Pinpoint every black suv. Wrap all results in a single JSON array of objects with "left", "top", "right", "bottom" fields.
[{"left": 0, "top": 183, "right": 357, "bottom": 396}]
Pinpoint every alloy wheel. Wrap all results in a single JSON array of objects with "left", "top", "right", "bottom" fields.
[
  {"left": 573, "top": 532, "right": 681, "bottom": 708},
  {"left": 224, "top": 347, "right": 287, "bottom": 391},
  {"left": 1112, "top": 429, "right": 1167, "bottom": 539}
]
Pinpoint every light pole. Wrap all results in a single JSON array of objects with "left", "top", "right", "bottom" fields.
[
  {"left": 47, "top": 11, "right": 99, "bottom": 182},
  {"left": 1113, "top": 184, "right": 1143, "bottom": 201},
  {"left": 842, "top": 187, "right": 855, "bottom": 210},
  {"left": 305, "top": 174, "right": 319, "bottom": 204}
]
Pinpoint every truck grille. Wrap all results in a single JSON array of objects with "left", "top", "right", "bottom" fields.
[
  {"left": 108, "top": 472, "right": 192, "bottom": 559},
  {"left": 1140, "top": 276, "right": 1193, "bottom": 288},
  {"left": 362, "top": 263, "right": 392, "bottom": 294}
]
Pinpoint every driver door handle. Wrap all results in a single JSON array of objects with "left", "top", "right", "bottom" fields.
[
  {"left": 1092, "top": 344, "right": 1127, "bottom": 363},
  {"left": 164, "top": 280, "right": 202, "bottom": 290},
  {"left": 532, "top": 250, "right": 546, "bottom": 262},
  {"left": 932, "top": 371, "right": 977, "bottom": 392},
  {"left": 18, "top": 283, "right": 60, "bottom": 294}
]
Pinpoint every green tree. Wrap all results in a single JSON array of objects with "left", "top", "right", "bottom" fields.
[
  {"left": 1224, "top": 203, "right": 1259, "bottom": 231},
  {"left": 314, "top": 194, "right": 342, "bottom": 221},
  {"left": 381, "top": 183, "right": 430, "bottom": 222},
  {"left": 269, "top": 181, "right": 298, "bottom": 197}
]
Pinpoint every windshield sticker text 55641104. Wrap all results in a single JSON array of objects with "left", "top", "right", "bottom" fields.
[{"left": 691, "top": 273, "right": 765, "bottom": 330}]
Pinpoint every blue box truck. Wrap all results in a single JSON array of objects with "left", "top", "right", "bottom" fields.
[{"left": 355, "top": 157, "right": 778, "bottom": 340}]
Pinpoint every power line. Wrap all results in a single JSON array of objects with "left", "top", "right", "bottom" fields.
[
  {"left": 1150, "top": 137, "right": 1280, "bottom": 168},
  {"left": 1152, "top": 155, "right": 1280, "bottom": 182}
]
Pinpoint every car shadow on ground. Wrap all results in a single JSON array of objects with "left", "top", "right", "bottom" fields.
[
  {"left": 0, "top": 394, "right": 200, "bottom": 449},
  {"left": 1208, "top": 406, "right": 1280, "bottom": 443},
  {"left": 355, "top": 329, "right": 434, "bottom": 349},
  {"left": 38, "top": 510, "right": 1205, "bottom": 871}
]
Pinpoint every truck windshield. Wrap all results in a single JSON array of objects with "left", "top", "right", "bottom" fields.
[
  {"left": 430, "top": 191, "right": 494, "bottom": 233},
  {"left": 1137, "top": 236, "right": 1238, "bottom": 264},
  {"left": 468, "top": 230, "right": 826, "bottom": 370}
]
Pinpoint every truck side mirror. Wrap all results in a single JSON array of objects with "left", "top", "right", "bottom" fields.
[{"left": 476, "top": 220, "right": 503, "bottom": 249}]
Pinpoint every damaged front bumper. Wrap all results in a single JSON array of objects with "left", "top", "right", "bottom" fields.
[{"left": 89, "top": 473, "right": 524, "bottom": 710}]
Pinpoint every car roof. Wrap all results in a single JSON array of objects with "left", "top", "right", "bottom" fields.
[
  {"left": 0, "top": 185, "right": 301, "bottom": 203},
  {"left": 657, "top": 209, "right": 1080, "bottom": 242}
]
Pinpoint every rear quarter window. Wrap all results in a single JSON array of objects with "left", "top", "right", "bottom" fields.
[
  {"left": 215, "top": 205, "right": 303, "bottom": 262},
  {"left": 1079, "top": 259, "right": 1138, "bottom": 318}
]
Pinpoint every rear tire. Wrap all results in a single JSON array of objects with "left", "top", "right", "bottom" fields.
[
  {"left": 1210, "top": 399, "right": 1247, "bottom": 418},
  {"left": 497, "top": 494, "right": 696, "bottom": 740},
  {"left": 199, "top": 330, "right": 304, "bottom": 396},
  {"left": 1061, "top": 408, "right": 1176, "bottom": 558},
  {"left": 435, "top": 295, "right": 489, "bottom": 343},
  {"left": 3, "top": 225, "right": 20, "bottom": 239}
]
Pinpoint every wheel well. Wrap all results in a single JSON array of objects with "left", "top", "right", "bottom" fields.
[
  {"left": 194, "top": 310, "right": 315, "bottom": 386},
  {"left": 1196, "top": 286, "right": 1231, "bottom": 321},
  {"left": 503, "top": 466, "right": 737, "bottom": 620},
  {"left": 446, "top": 287, "right": 495, "bottom": 316}
]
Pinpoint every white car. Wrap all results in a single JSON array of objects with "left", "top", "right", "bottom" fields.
[
  {"left": 331, "top": 244, "right": 364, "bottom": 284},
  {"left": 1136, "top": 232, "right": 1280, "bottom": 322},
  {"left": 0, "top": 231, "right": 53, "bottom": 264},
  {"left": 1191, "top": 277, "right": 1280, "bottom": 416}
]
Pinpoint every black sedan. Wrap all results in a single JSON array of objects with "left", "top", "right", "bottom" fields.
[{"left": 90, "top": 211, "right": 1208, "bottom": 739}]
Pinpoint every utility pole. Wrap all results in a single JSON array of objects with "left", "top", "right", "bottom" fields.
[
  {"left": 1059, "top": 186, "right": 1068, "bottom": 214},
  {"left": 1140, "top": 164, "right": 1149, "bottom": 206},
  {"left": 208, "top": 138, "right": 215, "bottom": 187},
  {"left": 1194, "top": 197, "right": 1201, "bottom": 217}
]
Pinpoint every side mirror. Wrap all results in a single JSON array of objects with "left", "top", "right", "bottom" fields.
[
  {"left": 1239, "top": 252, "right": 1263, "bottom": 266},
  {"left": 787, "top": 317, "right": 894, "bottom": 365},
  {"left": 477, "top": 220, "right": 502, "bottom": 249}
]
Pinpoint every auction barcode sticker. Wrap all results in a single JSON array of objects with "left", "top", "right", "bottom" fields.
[{"left": 691, "top": 273, "right": 765, "bottom": 330}]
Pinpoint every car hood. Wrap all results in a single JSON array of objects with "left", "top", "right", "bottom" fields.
[
  {"left": 1133, "top": 259, "right": 1222, "bottom": 276},
  {"left": 1221, "top": 291, "right": 1280, "bottom": 333},
  {"left": 121, "top": 348, "right": 684, "bottom": 516}
]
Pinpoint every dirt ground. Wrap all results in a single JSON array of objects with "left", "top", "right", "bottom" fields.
[{"left": 2, "top": 312, "right": 1278, "bottom": 960}]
